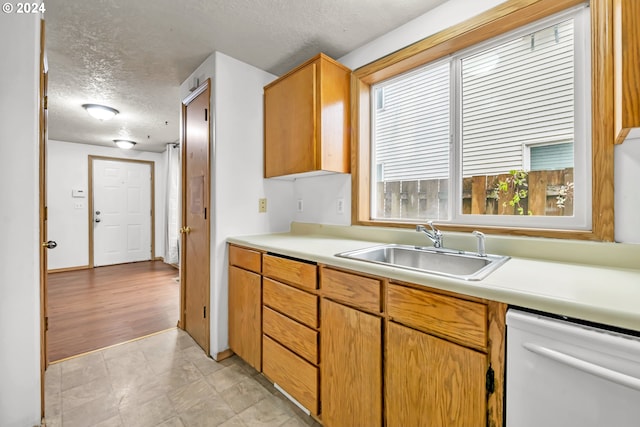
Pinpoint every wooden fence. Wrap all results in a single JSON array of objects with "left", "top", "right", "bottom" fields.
[{"left": 375, "top": 168, "right": 574, "bottom": 219}]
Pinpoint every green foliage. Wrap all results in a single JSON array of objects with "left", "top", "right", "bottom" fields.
[{"left": 496, "top": 170, "right": 532, "bottom": 215}]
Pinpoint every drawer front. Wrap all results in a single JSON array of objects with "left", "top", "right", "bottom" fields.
[
  {"left": 263, "top": 306, "right": 318, "bottom": 364},
  {"left": 263, "top": 254, "right": 317, "bottom": 290},
  {"left": 263, "top": 278, "right": 318, "bottom": 328},
  {"left": 229, "top": 245, "right": 261, "bottom": 273},
  {"left": 263, "top": 335, "right": 319, "bottom": 414},
  {"left": 321, "top": 268, "right": 382, "bottom": 313},
  {"left": 387, "top": 284, "right": 487, "bottom": 350}
]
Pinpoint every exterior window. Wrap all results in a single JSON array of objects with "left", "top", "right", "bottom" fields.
[
  {"left": 526, "top": 142, "right": 574, "bottom": 171},
  {"left": 372, "top": 62, "right": 450, "bottom": 220},
  {"left": 370, "top": 7, "right": 590, "bottom": 229}
]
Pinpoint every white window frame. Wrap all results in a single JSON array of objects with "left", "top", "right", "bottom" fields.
[{"left": 369, "top": 5, "right": 591, "bottom": 230}]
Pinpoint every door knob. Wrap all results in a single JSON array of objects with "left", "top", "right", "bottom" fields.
[
  {"left": 42, "top": 240, "right": 57, "bottom": 249},
  {"left": 95, "top": 210, "right": 101, "bottom": 215},
  {"left": 180, "top": 226, "right": 192, "bottom": 234}
]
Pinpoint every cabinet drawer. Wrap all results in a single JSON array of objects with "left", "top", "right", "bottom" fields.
[
  {"left": 387, "top": 284, "right": 487, "bottom": 350},
  {"left": 321, "top": 268, "right": 382, "bottom": 313},
  {"left": 229, "top": 245, "right": 261, "bottom": 273},
  {"left": 263, "top": 335, "right": 319, "bottom": 414},
  {"left": 263, "top": 278, "right": 318, "bottom": 328},
  {"left": 263, "top": 306, "right": 318, "bottom": 364},
  {"left": 263, "top": 254, "right": 317, "bottom": 290}
]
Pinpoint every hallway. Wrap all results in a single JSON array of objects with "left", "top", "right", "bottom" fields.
[
  {"left": 44, "top": 329, "right": 316, "bottom": 427},
  {"left": 47, "top": 261, "right": 179, "bottom": 361}
]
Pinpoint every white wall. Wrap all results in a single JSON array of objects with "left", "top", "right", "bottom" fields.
[
  {"left": 292, "top": 173, "right": 351, "bottom": 225},
  {"left": 47, "top": 140, "right": 166, "bottom": 270},
  {"left": 615, "top": 139, "right": 640, "bottom": 243},
  {"left": 0, "top": 12, "right": 42, "bottom": 427},
  {"left": 180, "top": 51, "right": 294, "bottom": 356}
]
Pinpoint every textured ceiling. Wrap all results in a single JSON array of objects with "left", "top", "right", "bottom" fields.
[{"left": 45, "top": 0, "right": 446, "bottom": 152}]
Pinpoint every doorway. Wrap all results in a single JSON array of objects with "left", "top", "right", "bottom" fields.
[
  {"left": 180, "top": 80, "right": 211, "bottom": 353},
  {"left": 89, "top": 156, "right": 154, "bottom": 267}
]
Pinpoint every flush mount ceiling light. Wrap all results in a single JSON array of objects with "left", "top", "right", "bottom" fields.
[
  {"left": 82, "top": 104, "right": 119, "bottom": 120},
  {"left": 113, "top": 139, "right": 136, "bottom": 150}
]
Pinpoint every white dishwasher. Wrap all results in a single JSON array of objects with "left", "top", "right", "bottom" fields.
[{"left": 506, "top": 309, "right": 640, "bottom": 427}]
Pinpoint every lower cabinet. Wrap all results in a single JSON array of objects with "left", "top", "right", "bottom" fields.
[
  {"left": 261, "top": 253, "right": 320, "bottom": 415},
  {"left": 320, "top": 298, "right": 382, "bottom": 427},
  {"left": 228, "top": 263, "right": 262, "bottom": 371},
  {"left": 228, "top": 248, "right": 506, "bottom": 427},
  {"left": 385, "top": 321, "right": 486, "bottom": 427}
]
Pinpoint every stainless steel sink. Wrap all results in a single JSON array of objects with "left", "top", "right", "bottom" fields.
[{"left": 336, "top": 244, "right": 509, "bottom": 281}]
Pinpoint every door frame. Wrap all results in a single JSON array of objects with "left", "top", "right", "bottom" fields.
[
  {"left": 179, "top": 79, "right": 211, "bottom": 344},
  {"left": 38, "top": 18, "right": 47, "bottom": 420},
  {"left": 88, "top": 155, "right": 156, "bottom": 268}
]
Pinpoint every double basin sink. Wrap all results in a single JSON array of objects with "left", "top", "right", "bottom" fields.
[{"left": 336, "top": 244, "right": 509, "bottom": 281}]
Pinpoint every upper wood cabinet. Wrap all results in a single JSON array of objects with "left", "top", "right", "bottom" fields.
[
  {"left": 614, "top": 0, "right": 640, "bottom": 143},
  {"left": 264, "top": 53, "right": 351, "bottom": 178}
]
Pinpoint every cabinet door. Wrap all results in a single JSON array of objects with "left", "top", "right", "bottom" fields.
[
  {"left": 385, "top": 321, "right": 486, "bottom": 427},
  {"left": 264, "top": 62, "right": 316, "bottom": 177},
  {"left": 321, "top": 299, "right": 382, "bottom": 427},
  {"left": 228, "top": 265, "right": 261, "bottom": 370}
]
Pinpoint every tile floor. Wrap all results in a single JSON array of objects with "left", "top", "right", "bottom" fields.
[{"left": 44, "top": 328, "right": 321, "bottom": 427}]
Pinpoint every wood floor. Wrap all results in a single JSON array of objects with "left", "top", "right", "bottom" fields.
[{"left": 47, "top": 261, "right": 180, "bottom": 362}]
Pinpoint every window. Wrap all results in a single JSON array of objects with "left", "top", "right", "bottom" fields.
[
  {"left": 353, "top": 0, "right": 614, "bottom": 240},
  {"left": 370, "top": 8, "right": 589, "bottom": 228}
]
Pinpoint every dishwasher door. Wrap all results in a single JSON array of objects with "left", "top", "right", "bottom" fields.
[{"left": 506, "top": 309, "right": 640, "bottom": 427}]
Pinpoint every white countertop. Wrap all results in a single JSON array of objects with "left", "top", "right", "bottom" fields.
[{"left": 227, "top": 223, "right": 640, "bottom": 332}]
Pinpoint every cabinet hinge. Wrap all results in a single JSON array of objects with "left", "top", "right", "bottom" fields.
[
  {"left": 203, "top": 306, "right": 207, "bottom": 318},
  {"left": 486, "top": 365, "right": 495, "bottom": 395},
  {"left": 204, "top": 108, "right": 208, "bottom": 122},
  {"left": 45, "top": 316, "right": 49, "bottom": 331}
]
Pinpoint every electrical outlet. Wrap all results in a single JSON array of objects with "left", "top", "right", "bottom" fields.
[
  {"left": 296, "top": 199, "right": 304, "bottom": 212},
  {"left": 336, "top": 198, "right": 345, "bottom": 214},
  {"left": 259, "top": 198, "right": 267, "bottom": 213}
]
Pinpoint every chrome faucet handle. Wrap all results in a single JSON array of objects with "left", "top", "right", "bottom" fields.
[
  {"left": 472, "top": 230, "right": 486, "bottom": 257},
  {"left": 417, "top": 222, "right": 443, "bottom": 248},
  {"left": 426, "top": 221, "right": 442, "bottom": 237}
]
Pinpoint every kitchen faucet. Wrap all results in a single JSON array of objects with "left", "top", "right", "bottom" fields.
[
  {"left": 416, "top": 221, "right": 443, "bottom": 248},
  {"left": 472, "top": 230, "right": 486, "bottom": 257}
]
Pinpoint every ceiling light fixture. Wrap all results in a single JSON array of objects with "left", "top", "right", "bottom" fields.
[
  {"left": 82, "top": 104, "right": 119, "bottom": 120},
  {"left": 113, "top": 139, "right": 136, "bottom": 150}
]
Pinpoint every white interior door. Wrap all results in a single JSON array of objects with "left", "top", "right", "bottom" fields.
[{"left": 93, "top": 159, "right": 152, "bottom": 267}]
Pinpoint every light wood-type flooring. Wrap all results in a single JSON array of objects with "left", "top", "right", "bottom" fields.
[{"left": 47, "top": 261, "right": 180, "bottom": 362}]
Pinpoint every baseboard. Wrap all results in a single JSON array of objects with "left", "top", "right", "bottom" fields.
[
  {"left": 47, "top": 265, "right": 90, "bottom": 274},
  {"left": 214, "top": 348, "right": 234, "bottom": 362},
  {"left": 154, "top": 256, "right": 164, "bottom": 262}
]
